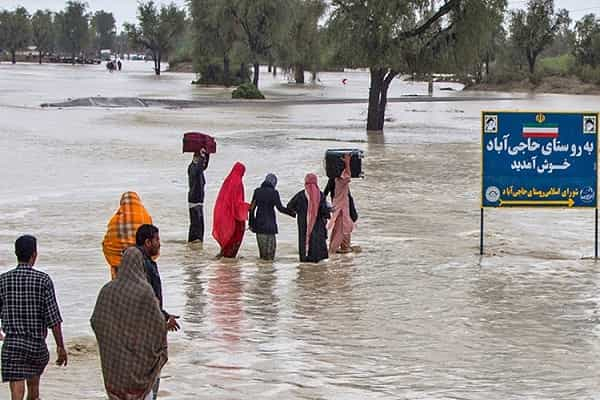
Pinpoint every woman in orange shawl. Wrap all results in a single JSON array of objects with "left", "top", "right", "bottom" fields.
[
  {"left": 213, "top": 162, "right": 249, "bottom": 258},
  {"left": 102, "top": 192, "right": 153, "bottom": 279}
]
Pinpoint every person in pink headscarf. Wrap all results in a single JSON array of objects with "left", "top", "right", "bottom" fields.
[
  {"left": 328, "top": 154, "right": 355, "bottom": 254},
  {"left": 287, "top": 174, "right": 331, "bottom": 263}
]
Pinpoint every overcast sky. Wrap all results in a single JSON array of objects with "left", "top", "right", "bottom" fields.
[{"left": 0, "top": 0, "right": 596, "bottom": 30}]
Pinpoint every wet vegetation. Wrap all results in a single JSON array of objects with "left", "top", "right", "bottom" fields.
[{"left": 1, "top": 0, "right": 599, "bottom": 131}]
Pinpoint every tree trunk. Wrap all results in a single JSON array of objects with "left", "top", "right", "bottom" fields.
[
  {"left": 268, "top": 63, "right": 272, "bottom": 73},
  {"left": 223, "top": 55, "right": 231, "bottom": 87},
  {"left": 428, "top": 74, "right": 434, "bottom": 96},
  {"left": 11, "top": 51, "right": 16, "bottom": 64},
  {"left": 273, "top": 66, "right": 277, "bottom": 77},
  {"left": 72, "top": 52, "right": 76, "bottom": 65},
  {"left": 39, "top": 51, "right": 43, "bottom": 64},
  {"left": 294, "top": 64, "right": 305, "bottom": 84},
  {"left": 240, "top": 63, "right": 248, "bottom": 82},
  {"left": 253, "top": 63, "right": 259, "bottom": 87},
  {"left": 155, "top": 52, "right": 161, "bottom": 75},
  {"left": 367, "top": 68, "right": 397, "bottom": 134},
  {"left": 367, "top": 68, "right": 385, "bottom": 133},
  {"left": 527, "top": 51, "right": 536, "bottom": 75}
]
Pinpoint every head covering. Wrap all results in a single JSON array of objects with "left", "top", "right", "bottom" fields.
[
  {"left": 213, "top": 162, "right": 249, "bottom": 248},
  {"left": 91, "top": 247, "right": 167, "bottom": 400},
  {"left": 264, "top": 173, "right": 277, "bottom": 188},
  {"left": 102, "top": 192, "right": 153, "bottom": 278},
  {"left": 304, "top": 173, "right": 321, "bottom": 253}
]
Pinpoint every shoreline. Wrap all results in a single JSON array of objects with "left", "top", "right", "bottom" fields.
[{"left": 465, "top": 75, "right": 600, "bottom": 95}]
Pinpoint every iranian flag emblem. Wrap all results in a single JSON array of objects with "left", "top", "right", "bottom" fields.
[{"left": 522, "top": 124, "right": 559, "bottom": 138}]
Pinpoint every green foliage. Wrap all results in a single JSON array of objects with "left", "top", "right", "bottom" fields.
[
  {"left": 574, "top": 14, "right": 600, "bottom": 67},
  {"left": 509, "top": 0, "right": 570, "bottom": 74},
  {"left": 0, "top": 7, "right": 32, "bottom": 62},
  {"left": 189, "top": 0, "right": 239, "bottom": 85},
  {"left": 447, "top": 0, "right": 507, "bottom": 81},
  {"left": 575, "top": 65, "right": 600, "bottom": 85},
  {"left": 90, "top": 11, "right": 116, "bottom": 53},
  {"left": 228, "top": 0, "right": 293, "bottom": 85},
  {"left": 56, "top": 1, "right": 89, "bottom": 60},
  {"left": 31, "top": 10, "right": 54, "bottom": 60},
  {"left": 275, "top": 0, "right": 326, "bottom": 82},
  {"left": 538, "top": 53, "right": 575, "bottom": 76},
  {"left": 232, "top": 82, "right": 265, "bottom": 99},
  {"left": 124, "top": 1, "right": 186, "bottom": 74}
]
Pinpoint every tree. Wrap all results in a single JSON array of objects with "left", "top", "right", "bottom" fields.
[
  {"left": 0, "top": 7, "right": 32, "bottom": 64},
  {"left": 124, "top": 1, "right": 186, "bottom": 75},
  {"left": 91, "top": 10, "right": 116, "bottom": 55},
  {"left": 227, "top": 0, "right": 291, "bottom": 87},
  {"left": 190, "top": 0, "right": 239, "bottom": 86},
  {"left": 574, "top": 14, "right": 600, "bottom": 67},
  {"left": 56, "top": 1, "right": 89, "bottom": 64},
  {"left": 328, "top": 0, "right": 461, "bottom": 134},
  {"left": 282, "top": 0, "right": 326, "bottom": 84},
  {"left": 509, "top": 0, "right": 569, "bottom": 76},
  {"left": 31, "top": 10, "right": 54, "bottom": 64},
  {"left": 445, "top": 0, "right": 507, "bottom": 82}
]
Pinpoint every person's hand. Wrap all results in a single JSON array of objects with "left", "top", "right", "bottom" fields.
[
  {"left": 167, "top": 315, "right": 180, "bottom": 332},
  {"left": 200, "top": 148, "right": 207, "bottom": 156},
  {"left": 56, "top": 346, "right": 68, "bottom": 366}
]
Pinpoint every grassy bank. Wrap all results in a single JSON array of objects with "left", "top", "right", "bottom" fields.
[{"left": 465, "top": 54, "right": 600, "bottom": 95}]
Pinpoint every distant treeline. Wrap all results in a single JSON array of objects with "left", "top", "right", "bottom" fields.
[{"left": 2, "top": 0, "right": 598, "bottom": 132}]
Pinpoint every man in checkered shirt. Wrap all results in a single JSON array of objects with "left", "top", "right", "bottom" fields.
[{"left": 0, "top": 235, "right": 67, "bottom": 399}]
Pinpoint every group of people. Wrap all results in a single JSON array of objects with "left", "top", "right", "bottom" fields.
[
  {"left": 0, "top": 224, "right": 175, "bottom": 400},
  {"left": 106, "top": 59, "right": 122, "bottom": 72},
  {"left": 0, "top": 150, "right": 360, "bottom": 400},
  {"left": 189, "top": 150, "right": 359, "bottom": 263}
]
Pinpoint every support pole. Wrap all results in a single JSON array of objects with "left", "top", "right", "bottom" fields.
[
  {"left": 480, "top": 208, "right": 484, "bottom": 256},
  {"left": 595, "top": 207, "right": 598, "bottom": 260}
]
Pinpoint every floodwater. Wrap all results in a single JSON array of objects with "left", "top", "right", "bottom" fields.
[{"left": 1, "top": 61, "right": 600, "bottom": 399}]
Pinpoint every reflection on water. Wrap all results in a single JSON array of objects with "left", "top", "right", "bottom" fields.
[
  {"left": 2, "top": 62, "right": 600, "bottom": 398},
  {"left": 209, "top": 262, "right": 243, "bottom": 346}
]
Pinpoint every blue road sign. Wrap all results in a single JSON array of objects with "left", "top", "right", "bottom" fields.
[{"left": 482, "top": 111, "right": 598, "bottom": 208}]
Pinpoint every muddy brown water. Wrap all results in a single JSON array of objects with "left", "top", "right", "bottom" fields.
[{"left": 1, "top": 61, "right": 599, "bottom": 399}]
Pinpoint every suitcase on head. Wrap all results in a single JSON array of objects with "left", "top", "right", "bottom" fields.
[
  {"left": 325, "top": 149, "right": 364, "bottom": 178},
  {"left": 183, "top": 132, "right": 217, "bottom": 153}
]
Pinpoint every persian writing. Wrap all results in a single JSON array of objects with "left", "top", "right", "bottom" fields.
[
  {"left": 502, "top": 186, "right": 580, "bottom": 199},
  {"left": 485, "top": 135, "right": 594, "bottom": 174}
]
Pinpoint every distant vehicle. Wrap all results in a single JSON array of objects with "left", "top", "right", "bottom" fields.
[{"left": 100, "top": 49, "right": 112, "bottom": 61}]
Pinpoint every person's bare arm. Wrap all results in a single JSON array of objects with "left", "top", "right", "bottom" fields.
[{"left": 51, "top": 324, "right": 67, "bottom": 366}]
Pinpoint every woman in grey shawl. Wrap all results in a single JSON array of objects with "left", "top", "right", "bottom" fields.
[{"left": 91, "top": 247, "right": 167, "bottom": 400}]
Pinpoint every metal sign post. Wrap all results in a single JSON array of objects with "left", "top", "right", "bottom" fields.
[{"left": 481, "top": 111, "right": 599, "bottom": 257}]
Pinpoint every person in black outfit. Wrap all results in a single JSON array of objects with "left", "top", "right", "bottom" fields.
[
  {"left": 188, "top": 149, "right": 209, "bottom": 244},
  {"left": 136, "top": 224, "right": 179, "bottom": 400},
  {"left": 287, "top": 173, "right": 331, "bottom": 263},
  {"left": 249, "top": 173, "right": 295, "bottom": 260}
]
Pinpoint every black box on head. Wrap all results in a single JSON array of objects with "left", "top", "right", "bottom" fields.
[{"left": 325, "top": 149, "right": 364, "bottom": 179}]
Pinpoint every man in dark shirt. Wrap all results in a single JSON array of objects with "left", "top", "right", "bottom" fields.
[
  {"left": 0, "top": 235, "right": 67, "bottom": 400},
  {"left": 135, "top": 224, "right": 179, "bottom": 400},
  {"left": 188, "top": 149, "right": 209, "bottom": 245}
]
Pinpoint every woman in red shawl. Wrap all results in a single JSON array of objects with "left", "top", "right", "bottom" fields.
[
  {"left": 213, "top": 162, "right": 250, "bottom": 258},
  {"left": 287, "top": 173, "right": 330, "bottom": 263}
]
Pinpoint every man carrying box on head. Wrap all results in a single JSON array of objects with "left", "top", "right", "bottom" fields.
[{"left": 188, "top": 148, "right": 209, "bottom": 245}]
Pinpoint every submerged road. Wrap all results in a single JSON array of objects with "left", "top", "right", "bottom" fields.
[{"left": 41, "top": 95, "right": 521, "bottom": 109}]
